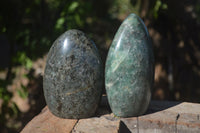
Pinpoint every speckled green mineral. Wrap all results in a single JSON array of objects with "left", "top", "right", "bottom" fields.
[
  {"left": 43, "top": 30, "right": 103, "bottom": 119},
  {"left": 105, "top": 13, "right": 154, "bottom": 117}
]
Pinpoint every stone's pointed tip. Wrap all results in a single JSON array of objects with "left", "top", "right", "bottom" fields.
[
  {"left": 124, "top": 13, "right": 149, "bottom": 37},
  {"left": 66, "top": 29, "right": 82, "bottom": 32},
  {"left": 125, "top": 13, "right": 144, "bottom": 23},
  {"left": 126, "top": 13, "right": 139, "bottom": 19},
  {"left": 128, "top": 13, "right": 137, "bottom": 17}
]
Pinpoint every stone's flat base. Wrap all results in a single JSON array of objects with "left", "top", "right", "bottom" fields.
[{"left": 21, "top": 98, "right": 200, "bottom": 133}]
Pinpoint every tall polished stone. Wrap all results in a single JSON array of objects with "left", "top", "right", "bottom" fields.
[
  {"left": 43, "top": 29, "right": 103, "bottom": 119},
  {"left": 105, "top": 13, "right": 154, "bottom": 117}
]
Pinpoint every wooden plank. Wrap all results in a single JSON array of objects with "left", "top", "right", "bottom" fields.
[
  {"left": 72, "top": 117, "right": 120, "bottom": 133},
  {"left": 20, "top": 106, "right": 78, "bottom": 133},
  {"left": 21, "top": 98, "right": 200, "bottom": 133},
  {"left": 122, "top": 101, "right": 200, "bottom": 133}
]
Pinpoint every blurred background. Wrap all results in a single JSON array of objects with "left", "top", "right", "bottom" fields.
[{"left": 0, "top": 0, "right": 200, "bottom": 132}]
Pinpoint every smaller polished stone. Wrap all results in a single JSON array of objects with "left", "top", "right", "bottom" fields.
[
  {"left": 105, "top": 13, "right": 154, "bottom": 117},
  {"left": 43, "top": 29, "right": 103, "bottom": 119}
]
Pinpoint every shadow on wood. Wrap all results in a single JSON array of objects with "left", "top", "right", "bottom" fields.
[{"left": 119, "top": 121, "right": 132, "bottom": 133}]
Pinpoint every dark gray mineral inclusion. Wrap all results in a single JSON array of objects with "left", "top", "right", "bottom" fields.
[{"left": 43, "top": 30, "right": 103, "bottom": 119}]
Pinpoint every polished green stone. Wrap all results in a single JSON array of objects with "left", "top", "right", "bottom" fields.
[
  {"left": 43, "top": 30, "right": 103, "bottom": 119},
  {"left": 105, "top": 13, "right": 154, "bottom": 117}
]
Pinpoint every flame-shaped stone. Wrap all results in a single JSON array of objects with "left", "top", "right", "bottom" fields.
[{"left": 105, "top": 13, "right": 154, "bottom": 117}]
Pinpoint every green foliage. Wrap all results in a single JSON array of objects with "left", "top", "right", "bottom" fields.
[
  {"left": 55, "top": 17, "right": 65, "bottom": 30},
  {"left": 0, "top": 0, "right": 94, "bottom": 66},
  {"left": 0, "top": 86, "right": 12, "bottom": 104},
  {"left": 109, "top": 0, "right": 136, "bottom": 18},
  {"left": 55, "top": 0, "right": 93, "bottom": 31},
  {"left": 68, "top": 1, "right": 79, "bottom": 12},
  {"left": 13, "top": 52, "right": 32, "bottom": 69},
  {"left": 153, "top": 0, "right": 168, "bottom": 19},
  {"left": 195, "top": 4, "right": 200, "bottom": 23},
  {"left": 17, "top": 85, "right": 28, "bottom": 99},
  {"left": 0, "top": 80, "right": 18, "bottom": 125}
]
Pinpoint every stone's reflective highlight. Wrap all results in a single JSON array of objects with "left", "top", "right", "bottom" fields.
[
  {"left": 43, "top": 29, "right": 103, "bottom": 119},
  {"left": 105, "top": 13, "right": 154, "bottom": 117}
]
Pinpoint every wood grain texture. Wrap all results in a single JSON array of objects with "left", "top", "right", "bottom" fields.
[
  {"left": 21, "top": 98, "right": 200, "bottom": 133},
  {"left": 21, "top": 107, "right": 78, "bottom": 133}
]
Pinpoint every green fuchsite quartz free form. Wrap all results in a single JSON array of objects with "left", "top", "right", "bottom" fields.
[{"left": 105, "top": 13, "right": 154, "bottom": 117}]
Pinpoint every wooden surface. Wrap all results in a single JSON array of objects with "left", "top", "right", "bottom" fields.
[
  {"left": 21, "top": 97, "right": 200, "bottom": 133},
  {"left": 21, "top": 107, "right": 77, "bottom": 133}
]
